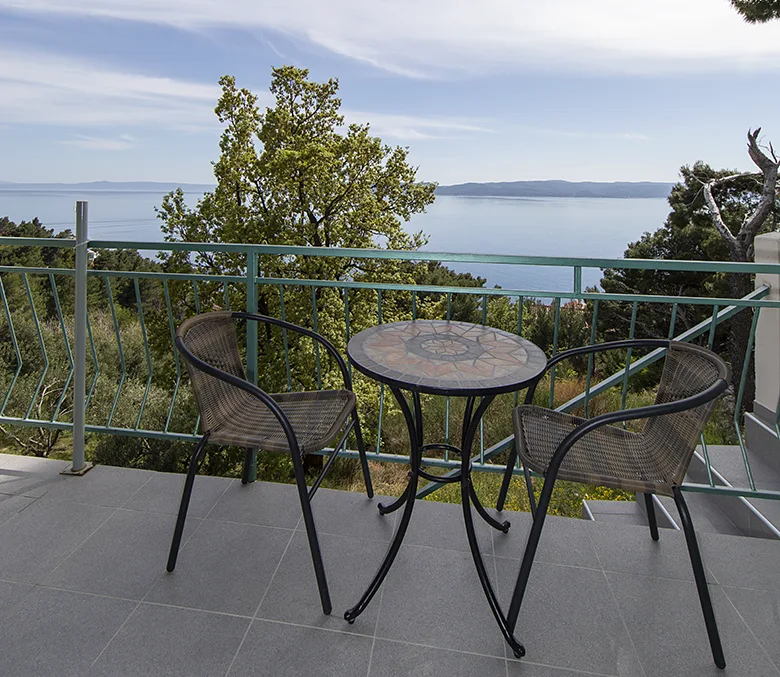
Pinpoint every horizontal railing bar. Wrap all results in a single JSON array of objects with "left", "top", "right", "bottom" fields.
[
  {"left": 681, "top": 483, "right": 780, "bottom": 501},
  {"left": 82, "top": 239, "right": 780, "bottom": 274},
  {"left": 0, "top": 237, "right": 76, "bottom": 248},
  {"left": 264, "top": 277, "right": 779, "bottom": 308}
]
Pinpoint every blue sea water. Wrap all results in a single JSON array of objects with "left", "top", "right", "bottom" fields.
[{"left": 0, "top": 189, "right": 671, "bottom": 292}]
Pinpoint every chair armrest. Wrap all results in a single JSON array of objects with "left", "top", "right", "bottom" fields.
[
  {"left": 524, "top": 339, "right": 671, "bottom": 404},
  {"left": 174, "top": 335, "right": 301, "bottom": 457},
  {"left": 543, "top": 375, "right": 729, "bottom": 481},
  {"left": 232, "top": 311, "right": 354, "bottom": 390}
]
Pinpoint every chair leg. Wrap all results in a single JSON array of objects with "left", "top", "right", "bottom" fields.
[
  {"left": 241, "top": 448, "right": 255, "bottom": 485},
  {"left": 644, "top": 493, "right": 659, "bottom": 541},
  {"left": 507, "top": 473, "right": 556, "bottom": 631},
  {"left": 291, "top": 448, "right": 332, "bottom": 615},
  {"left": 673, "top": 487, "right": 726, "bottom": 670},
  {"left": 167, "top": 434, "right": 210, "bottom": 572},
  {"left": 497, "top": 440, "right": 517, "bottom": 512},
  {"left": 352, "top": 408, "right": 374, "bottom": 498}
]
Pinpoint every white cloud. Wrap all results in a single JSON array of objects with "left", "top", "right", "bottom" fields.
[
  {"left": 344, "top": 111, "right": 491, "bottom": 140},
  {"left": 0, "top": 48, "right": 220, "bottom": 128},
  {"left": 59, "top": 134, "right": 135, "bottom": 150},
  {"left": 3, "top": 0, "right": 780, "bottom": 77},
  {"left": 0, "top": 48, "right": 489, "bottom": 141}
]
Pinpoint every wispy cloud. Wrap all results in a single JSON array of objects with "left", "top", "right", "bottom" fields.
[
  {"left": 3, "top": 1, "right": 780, "bottom": 77},
  {"left": 344, "top": 111, "right": 492, "bottom": 141},
  {"left": 59, "top": 134, "right": 135, "bottom": 150},
  {"left": 0, "top": 47, "right": 489, "bottom": 144},
  {"left": 0, "top": 48, "right": 220, "bottom": 128}
]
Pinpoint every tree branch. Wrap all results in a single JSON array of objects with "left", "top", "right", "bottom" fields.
[
  {"left": 701, "top": 179, "right": 742, "bottom": 259},
  {"left": 743, "top": 127, "right": 780, "bottom": 246}
]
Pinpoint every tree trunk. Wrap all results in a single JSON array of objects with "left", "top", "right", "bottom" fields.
[{"left": 728, "top": 272, "right": 755, "bottom": 414}]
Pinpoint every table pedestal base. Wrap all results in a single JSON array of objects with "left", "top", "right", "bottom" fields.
[{"left": 344, "top": 387, "right": 525, "bottom": 658}]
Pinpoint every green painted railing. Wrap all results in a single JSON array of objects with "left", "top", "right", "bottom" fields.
[{"left": 1, "top": 203, "right": 780, "bottom": 511}]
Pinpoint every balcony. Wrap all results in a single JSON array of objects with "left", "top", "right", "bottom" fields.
[{"left": 1, "top": 452, "right": 779, "bottom": 676}]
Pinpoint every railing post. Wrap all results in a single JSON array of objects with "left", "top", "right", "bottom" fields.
[
  {"left": 746, "top": 232, "right": 780, "bottom": 459},
  {"left": 245, "top": 250, "right": 259, "bottom": 483},
  {"left": 64, "top": 201, "right": 92, "bottom": 475}
]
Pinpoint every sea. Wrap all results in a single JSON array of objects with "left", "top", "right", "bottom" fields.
[{"left": 0, "top": 189, "right": 671, "bottom": 292}]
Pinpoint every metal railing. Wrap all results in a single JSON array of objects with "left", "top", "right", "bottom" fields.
[{"left": 1, "top": 202, "right": 779, "bottom": 506}]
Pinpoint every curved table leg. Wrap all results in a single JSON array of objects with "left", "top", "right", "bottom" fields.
[
  {"left": 377, "top": 483, "right": 409, "bottom": 515},
  {"left": 470, "top": 483, "right": 510, "bottom": 533},
  {"left": 345, "top": 387, "right": 421, "bottom": 624},
  {"left": 460, "top": 396, "right": 526, "bottom": 658}
]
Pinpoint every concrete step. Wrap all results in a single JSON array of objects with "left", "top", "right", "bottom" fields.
[
  {"left": 581, "top": 499, "right": 651, "bottom": 527},
  {"left": 686, "top": 444, "right": 780, "bottom": 540}
]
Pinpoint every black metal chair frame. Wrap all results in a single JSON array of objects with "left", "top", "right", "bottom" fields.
[
  {"left": 495, "top": 339, "right": 729, "bottom": 669},
  {"left": 167, "top": 311, "right": 374, "bottom": 616}
]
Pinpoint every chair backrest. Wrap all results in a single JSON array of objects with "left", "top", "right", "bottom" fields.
[
  {"left": 642, "top": 341, "right": 730, "bottom": 487},
  {"left": 176, "top": 312, "right": 246, "bottom": 433}
]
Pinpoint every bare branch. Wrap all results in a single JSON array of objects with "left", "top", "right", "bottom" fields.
[
  {"left": 701, "top": 180, "right": 740, "bottom": 258},
  {"left": 743, "top": 128, "right": 780, "bottom": 240}
]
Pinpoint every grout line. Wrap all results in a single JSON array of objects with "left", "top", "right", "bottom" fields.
[
  {"left": 117, "top": 471, "right": 157, "bottom": 510},
  {"left": 224, "top": 513, "right": 303, "bottom": 677},
  {"left": 587, "top": 527, "right": 647, "bottom": 677},
  {"left": 33, "top": 506, "right": 120, "bottom": 585},
  {"left": 89, "top": 600, "right": 143, "bottom": 668},
  {"left": 721, "top": 587, "right": 780, "bottom": 675}
]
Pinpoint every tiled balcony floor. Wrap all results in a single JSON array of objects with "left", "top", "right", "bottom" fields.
[{"left": 0, "top": 453, "right": 779, "bottom": 676}]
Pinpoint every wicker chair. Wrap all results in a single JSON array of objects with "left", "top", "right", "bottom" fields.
[
  {"left": 168, "top": 311, "right": 374, "bottom": 615},
  {"left": 495, "top": 339, "right": 730, "bottom": 669}
]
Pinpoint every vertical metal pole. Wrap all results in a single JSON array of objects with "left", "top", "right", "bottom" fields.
[
  {"left": 69, "top": 201, "right": 89, "bottom": 474},
  {"left": 245, "top": 250, "right": 259, "bottom": 483}
]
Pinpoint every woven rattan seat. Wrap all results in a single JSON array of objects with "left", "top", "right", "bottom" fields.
[
  {"left": 208, "top": 389, "right": 356, "bottom": 454},
  {"left": 167, "top": 311, "right": 373, "bottom": 617}
]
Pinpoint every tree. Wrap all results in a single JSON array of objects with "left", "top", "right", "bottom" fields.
[
  {"left": 602, "top": 131, "right": 780, "bottom": 408},
  {"left": 158, "top": 66, "right": 435, "bottom": 285},
  {"left": 730, "top": 0, "right": 780, "bottom": 22}
]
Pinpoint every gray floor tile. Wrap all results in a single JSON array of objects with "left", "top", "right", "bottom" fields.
[
  {"left": 0, "top": 579, "right": 34, "bottom": 619},
  {"left": 0, "top": 498, "right": 115, "bottom": 583},
  {"left": 121, "top": 471, "right": 233, "bottom": 517},
  {"left": 495, "top": 559, "right": 644, "bottom": 676},
  {"left": 229, "top": 619, "right": 373, "bottom": 677},
  {"left": 304, "top": 487, "right": 397, "bottom": 542},
  {"left": 0, "top": 454, "right": 69, "bottom": 497},
  {"left": 208, "top": 479, "right": 303, "bottom": 529},
  {"left": 42, "top": 464, "right": 155, "bottom": 507},
  {"left": 402, "top": 497, "right": 492, "bottom": 555},
  {"left": 146, "top": 519, "right": 293, "bottom": 615},
  {"left": 589, "top": 520, "right": 716, "bottom": 583},
  {"left": 43, "top": 508, "right": 200, "bottom": 599},
  {"left": 701, "top": 532, "right": 780, "bottom": 592},
  {"left": 507, "top": 661, "right": 615, "bottom": 676},
  {"left": 90, "top": 603, "right": 249, "bottom": 677},
  {"left": 375, "top": 544, "right": 505, "bottom": 657},
  {"left": 0, "top": 492, "right": 36, "bottom": 525},
  {"left": 722, "top": 585, "right": 780, "bottom": 669},
  {"left": 257, "top": 530, "right": 387, "bottom": 635},
  {"left": 0, "top": 587, "right": 135, "bottom": 677},
  {"left": 493, "top": 511, "right": 601, "bottom": 569},
  {"left": 369, "top": 640, "right": 508, "bottom": 677},
  {"left": 606, "top": 571, "right": 780, "bottom": 676}
]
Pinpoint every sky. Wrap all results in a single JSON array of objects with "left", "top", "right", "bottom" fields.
[{"left": 1, "top": 0, "right": 779, "bottom": 185}]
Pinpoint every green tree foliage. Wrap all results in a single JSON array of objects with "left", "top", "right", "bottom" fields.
[
  {"left": 600, "top": 160, "right": 779, "bottom": 401},
  {"left": 158, "top": 66, "right": 435, "bottom": 284},
  {"left": 731, "top": 0, "right": 780, "bottom": 22}
]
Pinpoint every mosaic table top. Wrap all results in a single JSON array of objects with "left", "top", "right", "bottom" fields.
[{"left": 348, "top": 320, "right": 547, "bottom": 395}]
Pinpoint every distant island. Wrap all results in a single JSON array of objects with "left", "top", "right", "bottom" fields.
[
  {"left": 1, "top": 179, "right": 674, "bottom": 199},
  {"left": 436, "top": 180, "right": 674, "bottom": 199}
]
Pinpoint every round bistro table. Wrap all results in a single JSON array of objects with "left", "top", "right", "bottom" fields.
[{"left": 344, "top": 320, "right": 547, "bottom": 658}]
